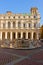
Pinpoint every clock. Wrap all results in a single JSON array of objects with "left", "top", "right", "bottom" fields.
[{"left": 34, "top": 15, "right": 37, "bottom": 18}]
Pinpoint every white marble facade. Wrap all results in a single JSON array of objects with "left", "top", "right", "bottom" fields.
[{"left": 0, "top": 8, "right": 40, "bottom": 40}]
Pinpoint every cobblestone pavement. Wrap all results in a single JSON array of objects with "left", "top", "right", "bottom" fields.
[{"left": 0, "top": 47, "right": 43, "bottom": 65}]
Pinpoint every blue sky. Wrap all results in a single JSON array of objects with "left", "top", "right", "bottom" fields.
[{"left": 0, "top": 0, "right": 43, "bottom": 25}]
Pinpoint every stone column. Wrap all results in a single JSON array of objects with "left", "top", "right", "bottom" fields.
[
  {"left": 31, "top": 32, "right": 33, "bottom": 40},
  {"left": 21, "top": 32, "right": 23, "bottom": 39},
  {"left": 32, "top": 20, "right": 34, "bottom": 29},
  {"left": 26, "top": 32, "right": 28, "bottom": 39},
  {"left": 5, "top": 32, "right": 7, "bottom": 39},
  {"left": 27, "top": 23, "right": 28, "bottom": 29},
  {"left": 10, "top": 32, "right": 12, "bottom": 40},
  {"left": 0, "top": 32, "right": 2, "bottom": 40}
]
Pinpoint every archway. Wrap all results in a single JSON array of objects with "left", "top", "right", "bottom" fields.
[
  {"left": 28, "top": 32, "right": 31, "bottom": 39},
  {"left": 12, "top": 32, "right": 15, "bottom": 40},
  {"left": 23, "top": 32, "right": 26, "bottom": 39},
  {"left": 33, "top": 32, "right": 37, "bottom": 40},
  {"left": 7, "top": 32, "right": 10, "bottom": 40},
  {"left": 2, "top": 32, "right": 5, "bottom": 40}
]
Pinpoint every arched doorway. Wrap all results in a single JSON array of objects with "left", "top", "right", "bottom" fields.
[
  {"left": 12, "top": 32, "right": 15, "bottom": 40},
  {"left": 2, "top": 32, "right": 5, "bottom": 40},
  {"left": 17, "top": 32, "right": 21, "bottom": 39},
  {"left": 7, "top": 32, "right": 10, "bottom": 40},
  {"left": 23, "top": 32, "right": 26, "bottom": 39},
  {"left": 33, "top": 32, "right": 37, "bottom": 40},
  {"left": 28, "top": 32, "right": 31, "bottom": 39}
]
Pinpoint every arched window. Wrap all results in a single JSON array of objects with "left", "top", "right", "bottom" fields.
[
  {"left": 3, "top": 23, "right": 5, "bottom": 28},
  {"left": 13, "top": 22, "right": 15, "bottom": 28},
  {"left": 23, "top": 23, "right": 26, "bottom": 28},
  {"left": 8, "top": 16, "right": 10, "bottom": 19},
  {"left": 13, "top": 16, "right": 15, "bottom": 19},
  {"left": 8, "top": 22, "right": 11, "bottom": 28},
  {"left": 29, "top": 23, "right": 31, "bottom": 28},
  {"left": 18, "top": 21, "right": 21, "bottom": 28}
]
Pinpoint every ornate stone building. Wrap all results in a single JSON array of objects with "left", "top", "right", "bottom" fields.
[{"left": 0, "top": 7, "right": 40, "bottom": 41}]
